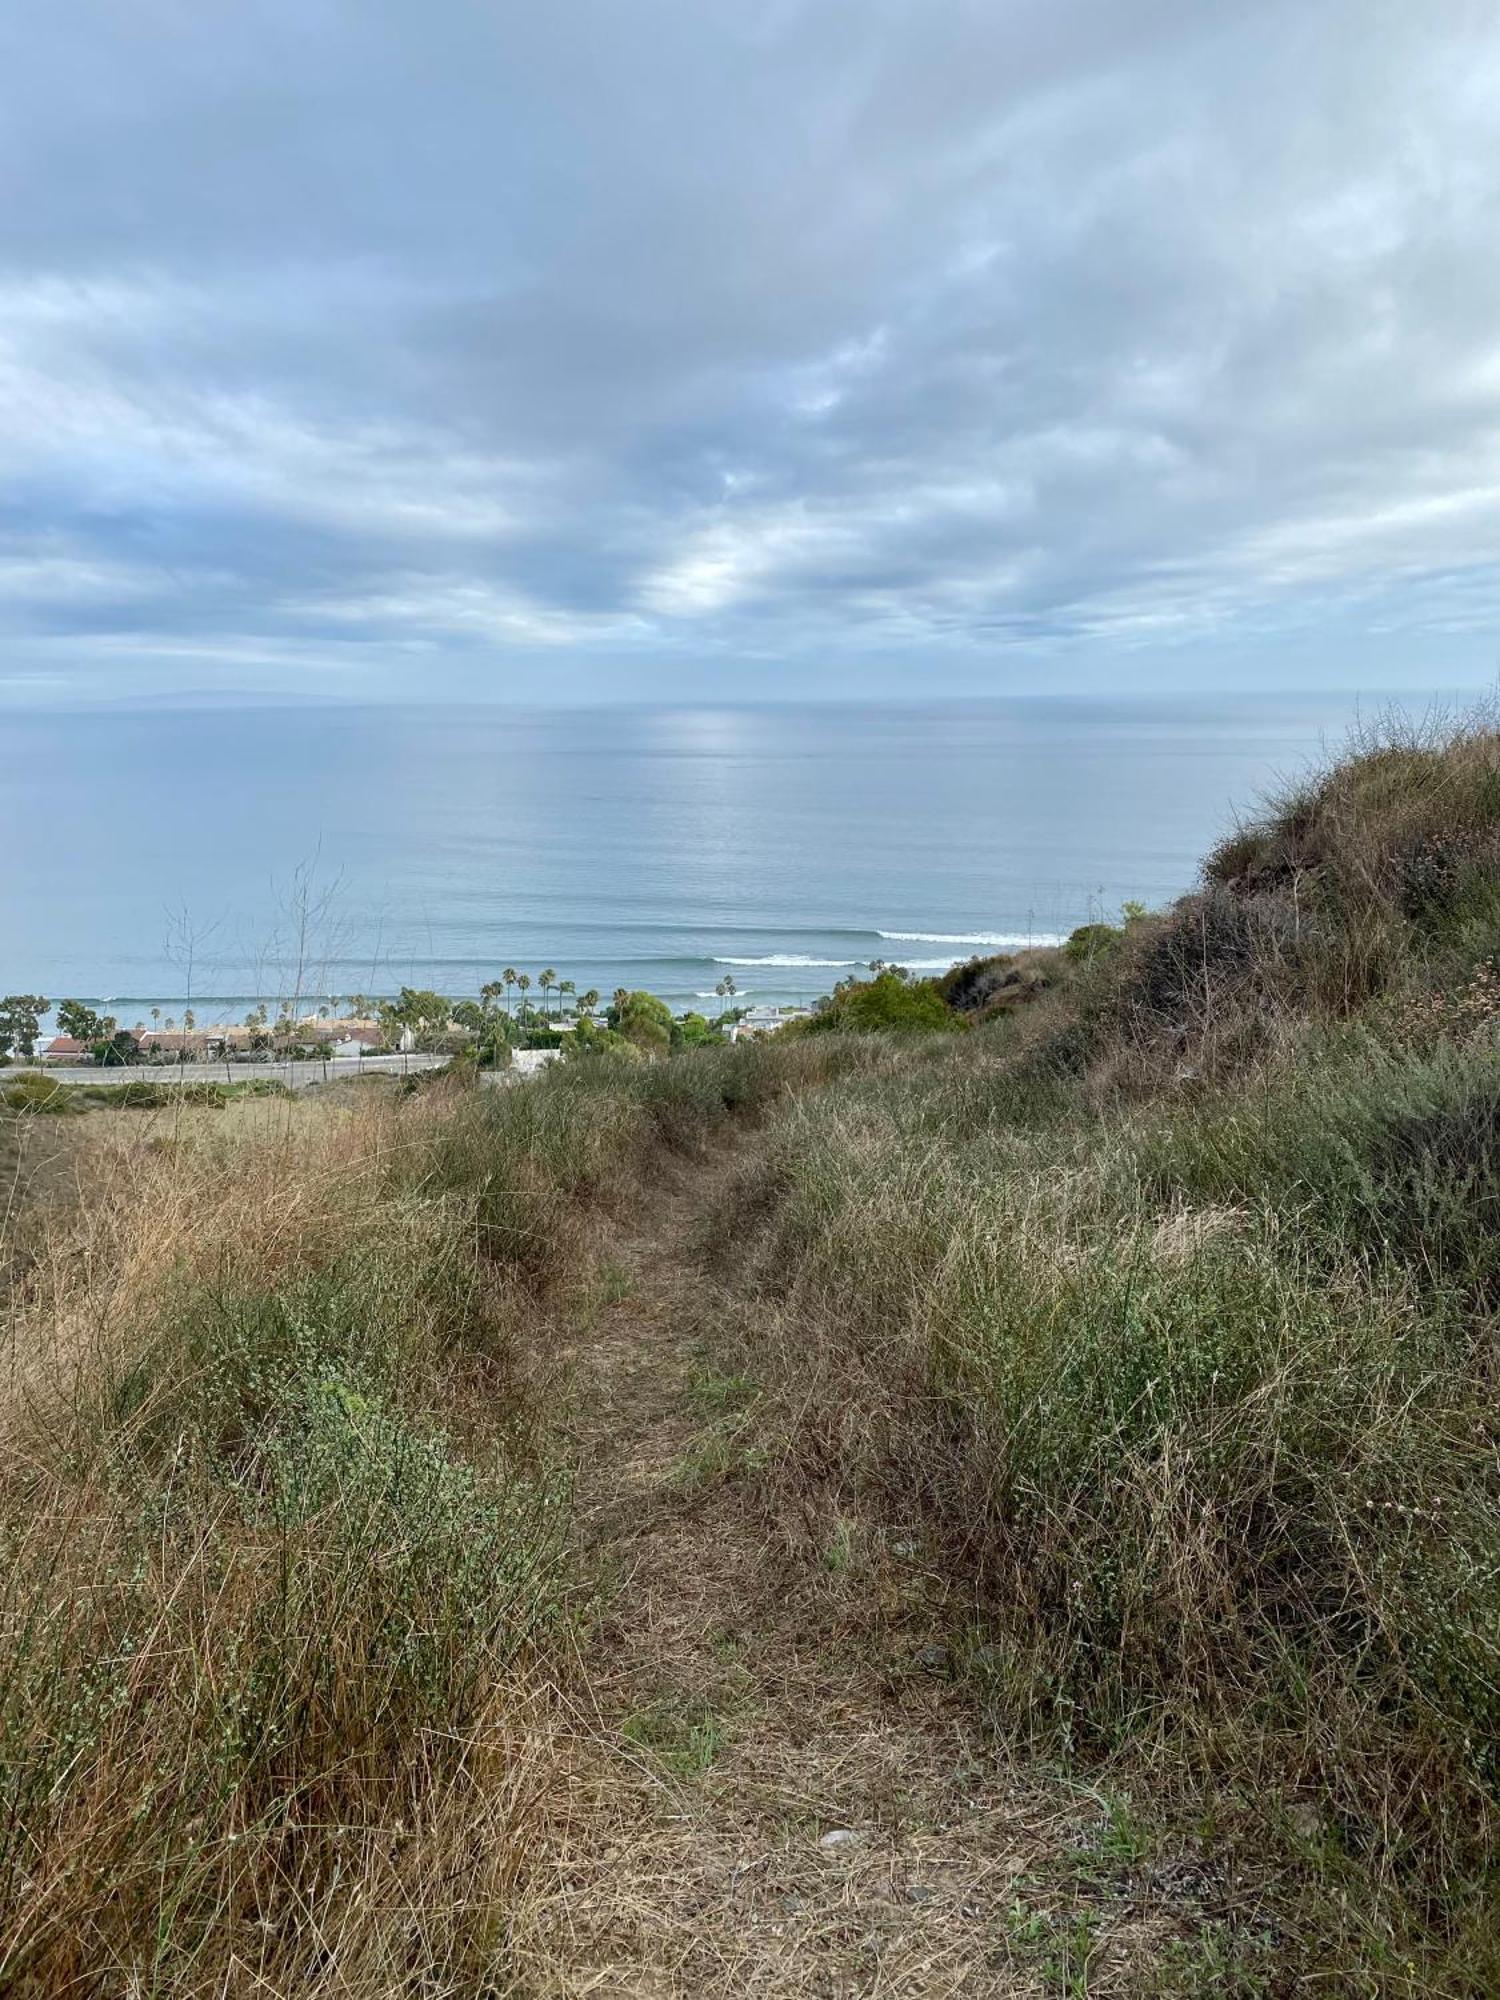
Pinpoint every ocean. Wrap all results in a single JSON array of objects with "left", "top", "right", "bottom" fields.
[{"left": 0, "top": 692, "right": 1459, "bottom": 1027}]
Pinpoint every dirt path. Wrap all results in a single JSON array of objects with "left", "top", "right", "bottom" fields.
[{"left": 514, "top": 1147, "right": 1175, "bottom": 1997}]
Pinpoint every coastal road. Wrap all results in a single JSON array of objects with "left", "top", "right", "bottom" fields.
[{"left": 21, "top": 1054, "right": 451, "bottom": 1092}]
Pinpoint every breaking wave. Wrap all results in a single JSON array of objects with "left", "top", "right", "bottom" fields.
[
  {"left": 877, "top": 929, "right": 1067, "bottom": 948},
  {"left": 713, "top": 954, "right": 861, "bottom": 968}
]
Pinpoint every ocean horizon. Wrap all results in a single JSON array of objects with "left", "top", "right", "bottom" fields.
[{"left": 1, "top": 689, "right": 1476, "bottom": 1029}]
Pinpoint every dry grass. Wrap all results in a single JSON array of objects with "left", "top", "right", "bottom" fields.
[
  {"left": 9, "top": 712, "right": 1500, "bottom": 1993},
  {"left": 0, "top": 1086, "right": 569, "bottom": 1995}
]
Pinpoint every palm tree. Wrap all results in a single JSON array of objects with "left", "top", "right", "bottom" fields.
[
  {"left": 559, "top": 978, "right": 575, "bottom": 1018},
  {"left": 539, "top": 968, "right": 557, "bottom": 1019},
  {"left": 502, "top": 967, "right": 518, "bottom": 1015},
  {"left": 516, "top": 972, "right": 532, "bottom": 1021},
  {"left": 480, "top": 979, "right": 504, "bottom": 1019},
  {"left": 714, "top": 976, "right": 729, "bottom": 1018},
  {"left": 579, "top": 988, "right": 600, "bottom": 1021}
]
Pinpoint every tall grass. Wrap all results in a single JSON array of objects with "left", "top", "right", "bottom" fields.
[
  {"left": 0, "top": 1093, "right": 569, "bottom": 1994},
  {"left": 708, "top": 719, "right": 1500, "bottom": 1986},
  {"left": 729, "top": 1027, "right": 1500, "bottom": 1980},
  {"left": 0, "top": 1039, "right": 863, "bottom": 1991}
]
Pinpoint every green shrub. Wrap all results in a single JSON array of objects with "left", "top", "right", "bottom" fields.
[
  {"left": 1, "top": 1072, "right": 78, "bottom": 1114},
  {"left": 806, "top": 969, "right": 958, "bottom": 1034}
]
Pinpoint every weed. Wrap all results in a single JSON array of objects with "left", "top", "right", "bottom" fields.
[{"left": 620, "top": 1695, "right": 727, "bottom": 1778}]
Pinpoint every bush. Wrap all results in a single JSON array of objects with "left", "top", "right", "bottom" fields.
[
  {"left": 1, "top": 1072, "right": 77, "bottom": 1114},
  {"left": 806, "top": 969, "right": 959, "bottom": 1034}
]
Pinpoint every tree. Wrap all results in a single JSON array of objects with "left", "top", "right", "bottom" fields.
[
  {"left": 480, "top": 979, "right": 504, "bottom": 1019},
  {"left": 0, "top": 994, "right": 49, "bottom": 1062},
  {"left": 578, "top": 988, "right": 600, "bottom": 1020},
  {"left": 516, "top": 972, "right": 532, "bottom": 1018},
  {"left": 606, "top": 989, "right": 673, "bottom": 1053},
  {"left": 57, "top": 999, "right": 107, "bottom": 1046},
  {"left": 183, "top": 1008, "right": 196, "bottom": 1032},
  {"left": 808, "top": 970, "right": 956, "bottom": 1035},
  {"left": 92, "top": 1028, "right": 140, "bottom": 1067},
  {"left": 559, "top": 978, "right": 576, "bottom": 1017},
  {"left": 563, "top": 1015, "right": 631, "bottom": 1061},
  {"left": 539, "top": 968, "right": 557, "bottom": 1018},
  {"left": 379, "top": 987, "right": 453, "bottom": 1051},
  {"left": 502, "top": 967, "right": 518, "bottom": 1015}
]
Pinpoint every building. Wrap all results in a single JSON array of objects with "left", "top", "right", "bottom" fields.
[
  {"left": 329, "top": 1029, "right": 386, "bottom": 1059},
  {"left": 40, "top": 1035, "right": 92, "bottom": 1063}
]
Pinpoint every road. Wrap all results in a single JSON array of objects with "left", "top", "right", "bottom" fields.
[{"left": 21, "top": 1053, "right": 451, "bottom": 1092}]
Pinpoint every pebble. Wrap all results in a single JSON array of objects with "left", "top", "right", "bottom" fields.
[
  {"left": 913, "top": 1642, "right": 950, "bottom": 1673},
  {"left": 818, "top": 1827, "right": 864, "bottom": 1850}
]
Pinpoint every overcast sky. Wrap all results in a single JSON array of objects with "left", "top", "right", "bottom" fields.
[{"left": 2, "top": 1, "right": 1498, "bottom": 705}]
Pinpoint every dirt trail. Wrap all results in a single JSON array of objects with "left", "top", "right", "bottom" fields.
[{"left": 515, "top": 1146, "right": 1166, "bottom": 1997}]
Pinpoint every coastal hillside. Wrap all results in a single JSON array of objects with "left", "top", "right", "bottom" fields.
[{"left": 2, "top": 713, "right": 1498, "bottom": 1994}]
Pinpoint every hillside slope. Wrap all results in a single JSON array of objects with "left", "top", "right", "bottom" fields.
[{"left": 2, "top": 714, "right": 1497, "bottom": 1994}]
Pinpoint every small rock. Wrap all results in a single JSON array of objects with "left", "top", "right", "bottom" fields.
[
  {"left": 819, "top": 1827, "right": 864, "bottom": 1851},
  {"left": 913, "top": 1642, "right": 950, "bottom": 1674},
  {"left": 904, "top": 1883, "right": 936, "bottom": 1904},
  {"left": 1288, "top": 1800, "right": 1322, "bottom": 1842}
]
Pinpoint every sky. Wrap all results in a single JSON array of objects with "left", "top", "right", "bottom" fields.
[{"left": 2, "top": 0, "right": 1499, "bottom": 707}]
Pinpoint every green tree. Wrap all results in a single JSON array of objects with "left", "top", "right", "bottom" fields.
[
  {"left": 606, "top": 989, "right": 673, "bottom": 1053},
  {"left": 578, "top": 988, "right": 600, "bottom": 1020},
  {"left": 380, "top": 987, "right": 453, "bottom": 1049},
  {"left": 515, "top": 973, "right": 532, "bottom": 1020},
  {"left": 502, "top": 967, "right": 518, "bottom": 1015},
  {"left": 0, "top": 994, "right": 49, "bottom": 1062},
  {"left": 559, "top": 978, "right": 575, "bottom": 1017},
  {"left": 808, "top": 971, "right": 956, "bottom": 1035},
  {"left": 673, "top": 1010, "right": 718, "bottom": 1047},
  {"left": 92, "top": 1028, "right": 140, "bottom": 1067},
  {"left": 57, "top": 999, "right": 107, "bottom": 1045},
  {"left": 539, "top": 968, "right": 558, "bottom": 1018}
]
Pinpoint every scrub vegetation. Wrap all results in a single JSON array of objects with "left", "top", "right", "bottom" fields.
[{"left": 3, "top": 710, "right": 1498, "bottom": 1993}]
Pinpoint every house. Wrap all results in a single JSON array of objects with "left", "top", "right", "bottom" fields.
[
  {"left": 511, "top": 1048, "right": 560, "bottom": 1077},
  {"left": 40, "top": 1035, "right": 92, "bottom": 1063},
  {"left": 330, "top": 1031, "right": 385, "bottom": 1059}
]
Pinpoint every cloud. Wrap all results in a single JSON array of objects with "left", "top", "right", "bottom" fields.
[{"left": 1, "top": 0, "right": 1498, "bottom": 698}]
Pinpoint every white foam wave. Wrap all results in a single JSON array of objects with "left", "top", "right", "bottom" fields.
[
  {"left": 713, "top": 954, "right": 859, "bottom": 968},
  {"left": 878, "top": 929, "right": 1067, "bottom": 948}
]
